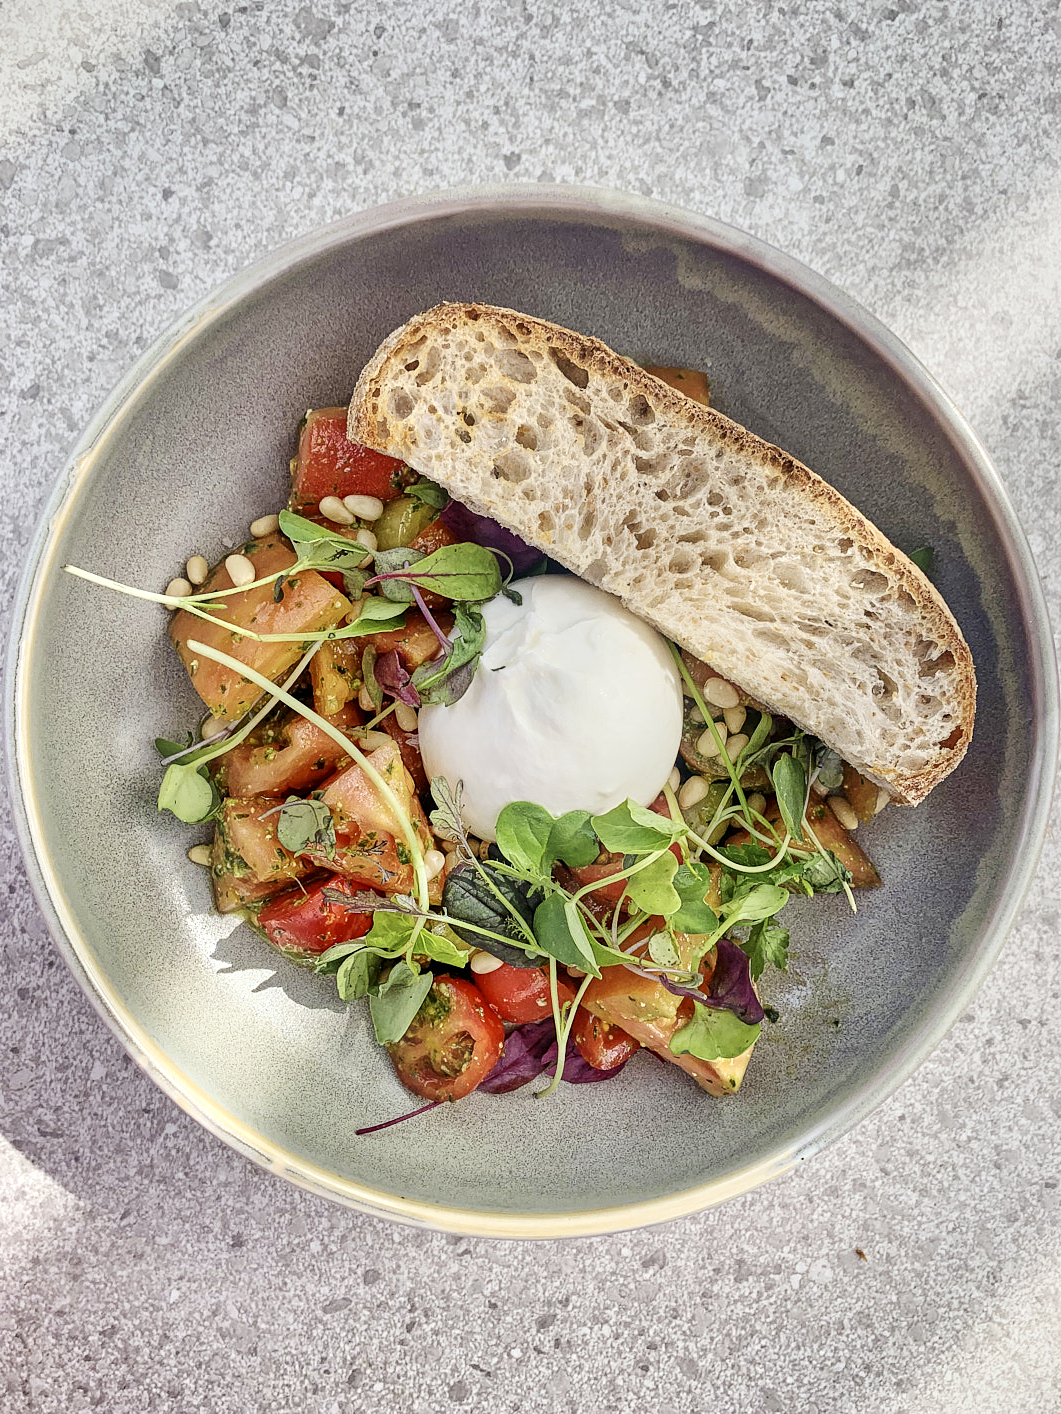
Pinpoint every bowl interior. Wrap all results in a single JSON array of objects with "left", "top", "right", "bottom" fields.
[{"left": 13, "top": 195, "right": 1055, "bottom": 1231}]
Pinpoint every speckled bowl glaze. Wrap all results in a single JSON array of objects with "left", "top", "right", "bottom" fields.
[{"left": 7, "top": 187, "right": 1058, "bottom": 1237}]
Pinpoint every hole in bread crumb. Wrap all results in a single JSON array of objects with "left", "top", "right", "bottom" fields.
[
  {"left": 481, "top": 385, "right": 516, "bottom": 415},
  {"left": 549, "top": 348, "right": 590, "bottom": 389},
  {"left": 668, "top": 549, "right": 696, "bottom": 575},
  {"left": 918, "top": 646, "right": 956, "bottom": 678},
  {"left": 703, "top": 551, "right": 728, "bottom": 574},
  {"left": 655, "top": 488, "right": 671, "bottom": 502},
  {"left": 515, "top": 424, "right": 538, "bottom": 451},
  {"left": 851, "top": 568, "right": 889, "bottom": 594},
  {"left": 729, "top": 600, "right": 776, "bottom": 623},
  {"left": 404, "top": 360, "right": 420, "bottom": 373},
  {"left": 493, "top": 451, "right": 531, "bottom": 484},
  {"left": 706, "top": 490, "right": 723, "bottom": 507},
  {"left": 838, "top": 537, "right": 853, "bottom": 553},
  {"left": 537, "top": 511, "right": 555, "bottom": 535},
  {"left": 389, "top": 389, "right": 414, "bottom": 419},
  {"left": 634, "top": 528, "right": 657, "bottom": 550},
  {"left": 872, "top": 667, "right": 898, "bottom": 699},
  {"left": 495, "top": 349, "right": 536, "bottom": 383},
  {"left": 456, "top": 428, "right": 471, "bottom": 444},
  {"left": 627, "top": 393, "right": 655, "bottom": 426}
]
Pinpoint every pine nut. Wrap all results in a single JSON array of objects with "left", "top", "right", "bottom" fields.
[
  {"left": 828, "top": 796, "right": 859, "bottom": 832},
  {"left": 478, "top": 839, "right": 493, "bottom": 860},
  {"left": 185, "top": 554, "right": 209, "bottom": 586},
  {"left": 357, "top": 686, "right": 375, "bottom": 713},
  {"left": 200, "top": 716, "right": 219, "bottom": 740},
  {"left": 723, "top": 705, "right": 746, "bottom": 734},
  {"left": 696, "top": 722, "right": 727, "bottom": 758},
  {"left": 702, "top": 677, "right": 740, "bottom": 710},
  {"left": 726, "top": 732, "right": 749, "bottom": 762},
  {"left": 424, "top": 849, "right": 447, "bottom": 881},
  {"left": 667, "top": 766, "right": 681, "bottom": 793},
  {"left": 187, "top": 844, "right": 212, "bottom": 867},
  {"left": 470, "top": 950, "right": 504, "bottom": 975},
  {"left": 225, "top": 553, "right": 255, "bottom": 588},
  {"left": 873, "top": 787, "right": 891, "bottom": 815},
  {"left": 319, "top": 495, "right": 355, "bottom": 525},
  {"left": 688, "top": 704, "right": 706, "bottom": 725},
  {"left": 344, "top": 494, "right": 384, "bottom": 521},
  {"left": 442, "top": 838, "right": 459, "bottom": 856},
  {"left": 357, "top": 729, "right": 391, "bottom": 751},
  {"left": 165, "top": 576, "right": 192, "bottom": 600},
  {"left": 746, "top": 792, "right": 767, "bottom": 817},
  {"left": 250, "top": 513, "right": 280, "bottom": 537},
  {"left": 678, "top": 775, "right": 709, "bottom": 809},
  {"left": 355, "top": 528, "right": 378, "bottom": 552},
  {"left": 394, "top": 702, "right": 418, "bottom": 732}
]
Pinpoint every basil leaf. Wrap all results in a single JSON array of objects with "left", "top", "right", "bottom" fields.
[
  {"left": 591, "top": 799, "right": 685, "bottom": 854},
  {"left": 742, "top": 919, "right": 790, "bottom": 982},
  {"left": 360, "top": 911, "right": 421, "bottom": 954},
  {"left": 406, "top": 477, "right": 448, "bottom": 509},
  {"left": 276, "top": 797, "right": 335, "bottom": 855},
  {"left": 278, "top": 510, "right": 372, "bottom": 574},
  {"left": 671, "top": 861, "right": 720, "bottom": 933},
  {"left": 771, "top": 752, "right": 807, "bottom": 841},
  {"left": 670, "top": 1002, "right": 761, "bottom": 1062},
  {"left": 909, "top": 545, "right": 935, "bottom": 575},
  {"left": 417, "top": 925, "right": 470, "bottom": 968},
  {"left": 624, "top": 849, "right": 681, "bottom": 915},
  {"left": 315, "top": 939, "right": 375, "bottom": 975},
  {"left": 336, "top": 949, "right": 382, "bottom": 1001},
  {"left": 342, "top": 599, "right": 408, "bottom": 633},
  {"left": 157, "top": 762, "right": 218, "bottom": 824},
  {"left": 546, "top": 811, "right": 599, "bottom": 869},
  {"left": 816, "top": 748, "right": 844, "bottom": 792},
  {"left": 532, "top": 894, "right": 600, "bottom": 975},
  {"left": 361, "top": 644, "right": 383, "bottom": 710},
  {"left": 441, "top": 861, "right": 540, "bottom": 965},
  {"left": 368, "top": 963, "right": 434, "bottom": 1045},
  {"left": 495, "top": 802, "right": 555, "bottom": 874}
]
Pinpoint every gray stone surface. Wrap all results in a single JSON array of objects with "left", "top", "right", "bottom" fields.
[{"left": 1, "top": 0, "right": 1059, "bottom": 1410}]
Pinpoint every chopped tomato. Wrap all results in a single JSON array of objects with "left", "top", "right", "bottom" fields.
[
  {"left": 409, "top": 516, "right": 460, "bottom": 558},
  {"left": 219, "top": 703, "right": 363, "bottom": 798},
  {"left": 289, "top": 408, "right": 408, "bottom": 511},
  {"left": 572, "top": 1007, "right": 641, "bottom": 1071},
  {"left": 365, "top": 609, "right": 452, "bottom": 670},
  {"left": 258, "top": 876, "right": 375, "bottom": 965},
  {"left": 472, "top": 962, "right": 575, "bottom": 1025},
  {"left": 169, "top": 536, "right": 352, "bottom": 720},
  {"left": 564, "top": 854, "right": 629, "bottom": 921},
  {"left": 380, "top": 711, "right": 428, "bottom": 794},
  {"left": 579, "top": 939, "right": 753, "bottom": 1096},
  {"left": 388, "top": 976, "right": 505, "bottom": 1101},
  {"left": 309, "top": 639, "right": 362, "bottom": 717},
  {"left": 215, "top": 797, "right": 312, "bottom": 885}
]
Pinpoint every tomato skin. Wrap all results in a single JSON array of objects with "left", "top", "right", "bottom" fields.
[
  {"left": 258, "top": 876, "right": 375, "bottom": 962},
  {"left": 365, "top": 609, "right": 453, "bottom": 670},
  {"left": 290, "top": 409, "right": 408, "bottom": 510},
  {"left": 388, "top": 976, "right": 505, "bottom": 1101},
  {"left": 472, "top": 963, "right": 576, "bottom": 1025},
  {"left": 572, "top": 1007, "right": 640, "bottom": 1071}
]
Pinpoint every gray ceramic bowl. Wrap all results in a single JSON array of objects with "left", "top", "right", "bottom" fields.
[{"left": 7, "top": 186, "right": 1058, "bottom": 1237}]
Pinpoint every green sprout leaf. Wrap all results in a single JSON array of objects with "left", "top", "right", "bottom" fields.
[
  {"left": 371, "top": 542, "right": 503, "bottom": 603},
  {"left": 625, "top": 849, "right": 680, "bottom": 915},
  {"left": 648, "top": 931, "right": 681, "bottom": 968},
  {"left": 591, "top": 799, "right": 685, "bottom": 855},
  {"left": 532, "top": 894, "right": 600, "bottom": 975},
  {"left": 545, "top": 811, "right": 599, "bottom": 869},
  {"left": 742, "top": 920, "right": 790, "bottom": 982},
  {"left": 670, "top": 1002, "right": 761, "bottom": 1062},
  {"left": 336, "top": 949, "right": 382, "bottom": 1001},
  {"left": 495, "top": 802, "right": 555, "bottom": 875},
  {"left": 909, "top": 545, "right": 935, "bottom": 575},
  {"left": 671, "top": 861, "right": 720, "bottom": 934},
  {"left": 406, "top": 477, "right": 449, "bottom": 510},
  {"left": 276, "top": 796, "right": 335, "bottom": 855},
  {"left": 157, "top": 761, "right": 218, "bottom": 824},
  {"left": 412, "top": 605, "right": 486, "bottom": 707},
  {"left": 368, "top": 963, "right": 434, "bottom": 1045},
  {"left": 771, "top": 752, "right": 807, "bottom": 842}
]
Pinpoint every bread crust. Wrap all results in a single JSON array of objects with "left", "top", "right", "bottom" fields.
[{"left": 349, "top": 302, "right": 976, "bottom": 805}]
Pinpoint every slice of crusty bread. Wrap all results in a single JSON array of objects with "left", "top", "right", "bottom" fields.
[{"left": 349, "top": 303, "right": 975, "bottom": 805}]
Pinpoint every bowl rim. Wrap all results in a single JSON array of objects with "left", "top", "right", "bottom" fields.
[{"left": 6, "top": 182, "right": 1059, "bottom": 1239}]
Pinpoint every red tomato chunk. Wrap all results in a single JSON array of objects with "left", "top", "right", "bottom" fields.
[
  {"left": 388, "top": 976, "right": 505, "bottom": 1102},
  {"left": 473, "top": 962, "right": 575, "bottom": 1025},
  {"left": 289, "top": 408, "right": 408, "bottom": 511},
  {"left": 258, "top": 876, "right": 376, "bottom": 966}
]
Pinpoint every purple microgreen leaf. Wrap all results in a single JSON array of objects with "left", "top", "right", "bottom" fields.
[{"left": 374, "top": 648, "right": 421, "bottom": 708}]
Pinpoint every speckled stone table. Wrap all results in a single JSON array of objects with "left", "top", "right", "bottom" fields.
[{"left": 2, "top": 3, "right": 1059, "bottom": 1411}]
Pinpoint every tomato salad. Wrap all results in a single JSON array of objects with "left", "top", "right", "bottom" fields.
[{"left": 66, "top": 385, "right": 890, "bottom": 1127}]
